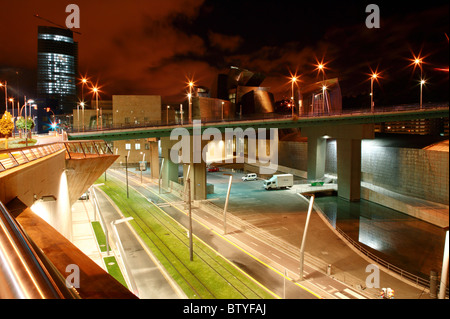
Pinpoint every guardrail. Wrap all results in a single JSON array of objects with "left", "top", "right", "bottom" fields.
[
  {"left": 0, "top": 201, "right": 80, "bottom": 299},
  {"left": 312, "top": 200, "right": 449, "bottom": 297},
  {"left": 0, "top": 143, "right": 65, "bottom": 172},
  {"left": 0, "top": 140, "right": 114, "bottom": 172},
  {"left": 68, "top": 102, "right": 449, "bottom": 134}
]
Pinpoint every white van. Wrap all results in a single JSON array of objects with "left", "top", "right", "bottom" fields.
[{"left": 242, "top": 173, "right": 257, "bottom": 181}]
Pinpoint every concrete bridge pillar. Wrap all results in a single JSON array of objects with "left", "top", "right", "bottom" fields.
[
  {"left": 160, "top": 135, "right": 208, "bottom": 200},
  {"left": 160, "top": 137, "right": 180, "bottom": 189},
  {"left": 149, "top": 140, "right": 160, "bottom": 179},
  {"left": 306, "top": 134, "right": 327, "bottom": 181},
  {"left": 303, "top": 124, "right": 374, "bottom": 202}
]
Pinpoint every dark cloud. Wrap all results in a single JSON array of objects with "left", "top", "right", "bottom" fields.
[{"left": 0, "top": 0, "right": 448, "bottom": 106}]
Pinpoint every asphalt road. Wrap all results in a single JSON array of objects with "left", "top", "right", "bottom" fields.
[{"left": 105, "top": 169, "right": 373, "bottom": 299}]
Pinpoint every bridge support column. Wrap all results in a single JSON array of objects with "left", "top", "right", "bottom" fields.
[
  {"left": 306, "top": 135, "right": 327, "bottom": 181},
  {"left": 149, "top": 140, "right": 159, "bottom": 179},
  {"left": 303, "top": 124, "right": 374, "bottom": 202},
  {"left": 182, "top": 135, "right": 208, "bottom": 201},
  {"left": 183, "top": 162, "right": 207, "bottom": 201},
  {"left": 160, "top": 137, "right": 180, "bottom": 189},
  {"left": 336, "top": 138, "right": 362, "bottom": 201}
]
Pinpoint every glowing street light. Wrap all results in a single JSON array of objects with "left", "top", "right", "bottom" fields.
[
  {"left": 187, "top": 92, "right": 192, "bottom": 123},
  {"left": 188, "top": 80, "right": 194, "bottom": 123},
  {"left": 409, "top": 53, "right": 427, "bottom": 109},
  {"left": 420, "top": 79, "right": 426, "bottom": 110},
  {"left": 322, "top": 85, "right": 328, "bottom": 113},
  {"left": 370, "top": 72, "right": 380, "bottom": 112},
  {"left": 92, "top": 86, "right": 100, "bottom": 130},
  {"left": 291, "top": 76, "right": 298, "bottom": 118}
]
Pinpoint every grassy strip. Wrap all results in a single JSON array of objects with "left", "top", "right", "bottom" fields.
[
  {"left": 104, "top": 256, "right": 128, "bottom": 289},
  {"left": 0, "top": 138, "right": 37, "bottom": 150},
  {"left": 96, "top": 176, "right": 275, "bottom": 299},
  {"left": 91, "top": 221, "right": 107, "bottom": 252}
]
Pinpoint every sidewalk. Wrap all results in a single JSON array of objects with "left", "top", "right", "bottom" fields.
[{"left": 71, "top": 198, "right": 105, "bottom": 270}]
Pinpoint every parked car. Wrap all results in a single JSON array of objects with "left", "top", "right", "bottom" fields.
[
  {"left": 79, "top": 191, "right": 90, "bottom": 200},
  {"left": 242, "top": 173, "right": 258, "bottom": 181},
  {"left": 207, "top": 166, "right": 220, "bottom": 172}
]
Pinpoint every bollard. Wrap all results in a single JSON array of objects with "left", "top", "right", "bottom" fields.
[
  {"left": 327, "top": 264, "right": 332, "bottom": 276},
  {"left": 430, "top": 270, "right": 438, "bottom": 299}
]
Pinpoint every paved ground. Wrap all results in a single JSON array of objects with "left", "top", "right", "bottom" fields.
[
  {"left": 107, "top": 168, "right": 436, "bottom": 299},
  {"left": 71, "top": 188, "right": 185, "bottom": 299},
  {"left": 71, "top": 166, "right": 440, "bottom": 299}
]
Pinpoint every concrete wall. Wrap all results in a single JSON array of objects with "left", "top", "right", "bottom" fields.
[
  {"left": 361, "top": 145, "right": 449, "bottom": 205},
  {"left": 112, "top": 95, "right": 161, "bottom": 125},
  {"left": 324, "top": 140, "right": 449, "bottom": 205},
  {"left": 278, "top": 139, "right": 449, "bottom": 205}
]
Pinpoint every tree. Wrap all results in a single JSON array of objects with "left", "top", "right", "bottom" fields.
[
  {"left": 15, "top": 117, "right": 35, "bottom": 138},
  {"left": 0, "top": 112, "right": 14, "bottom": 148}
]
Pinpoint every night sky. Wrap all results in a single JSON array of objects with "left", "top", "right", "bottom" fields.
[{"left": 0, "top": 0, "right": 448, "bottom": 107}]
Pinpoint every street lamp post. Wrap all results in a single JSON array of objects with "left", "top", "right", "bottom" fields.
[
  {"left": 188, "top": 81, "right": 194, "bottom": 123},
  {"left": 221, "top": 101, "right": 224, "bottom": 121},
  {"left": 125, "top": 154, "right": 129, "bottom": 198},
  {"left": 0, "top": 81, "right": 7, "bottom": 113},
  {"left": 167, "top": 105, "right": 170, "bottom": 124},
  {"left": 186, "top": 177, "right": 193, "bottom": 261},
  {"left": 322, "top": 85, "right": 327, "bottom": 114},
  {"left": 92, "top": 87, "right": 99, "bottom": 130},
  {"left": 370, "top": 73, "right": 378, "bottom": 113},
  {"left": 291, "top": 76, "right": 297, "bottom": 118},
  {"left": 80, "top": 102, "right": 85, "bottom": 132},
  {"left": 412, "top": 56, "right": 425, "bottom": 109},
  {"left": 420, "top": 79, "right": 425, "bottom": 110},
  {"left": 298, "top": 193, "right": 315, "bottom": 281},
  {"left": 9, "top": 98, "right": 15, "bottom": 138},
  {"left": 222, "top": 173, "right": 233, "bottom": 235}
]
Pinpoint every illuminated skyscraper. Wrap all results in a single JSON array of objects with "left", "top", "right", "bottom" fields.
[{"left": 37, "top": 26, "right": 78, "bottom": 115}]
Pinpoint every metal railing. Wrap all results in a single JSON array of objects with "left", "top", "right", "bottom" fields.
[
  {"left": 312, "top": 201, "right": 449, "bottom": 296},
  {"left": 64, "top": 140, "right": 113, "bottom": 159},
  {"left": 0, "top": 201, "right": 80, "bottom": 299},
  {"left": 67, "top": 102, "right": 449, "bottom": 134},
  {"left": 0, "top": 140, "right": 114, "bottom": 172},
  {"left": 0, "top": 143, "right": 65, "bottom": 172}
]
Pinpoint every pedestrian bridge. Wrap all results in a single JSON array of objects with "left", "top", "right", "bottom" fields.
[{"left": 0, "top": 141, "right": 136, "bottom": 299}]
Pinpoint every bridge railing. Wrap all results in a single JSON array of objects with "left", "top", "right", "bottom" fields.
[
  {"left": 0, "top": 143, "right": 65, "bottom": 173},
  {"left": 63, "top": 140, "right": 113, "bottom": 159},
  {"left": 68, "top": 102, "right": 449, "bottom": 134},
  {"left": 0, "top": 201, "right": 80, "bottom": 299}
]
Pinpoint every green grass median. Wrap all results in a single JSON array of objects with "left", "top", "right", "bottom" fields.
[
  {"left": 95, "top": 175, "right": 276, "bottom": 299},
  {"left": 104, "top": 256, "right": 128, "bottom": 289}
]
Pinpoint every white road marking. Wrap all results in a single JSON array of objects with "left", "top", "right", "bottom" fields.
[
  {"left": 335, "top": 292, "right": 351, "bottom": 299},
  {"left": 344, "top": 288, "right": 366, "bottom": 299}
]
